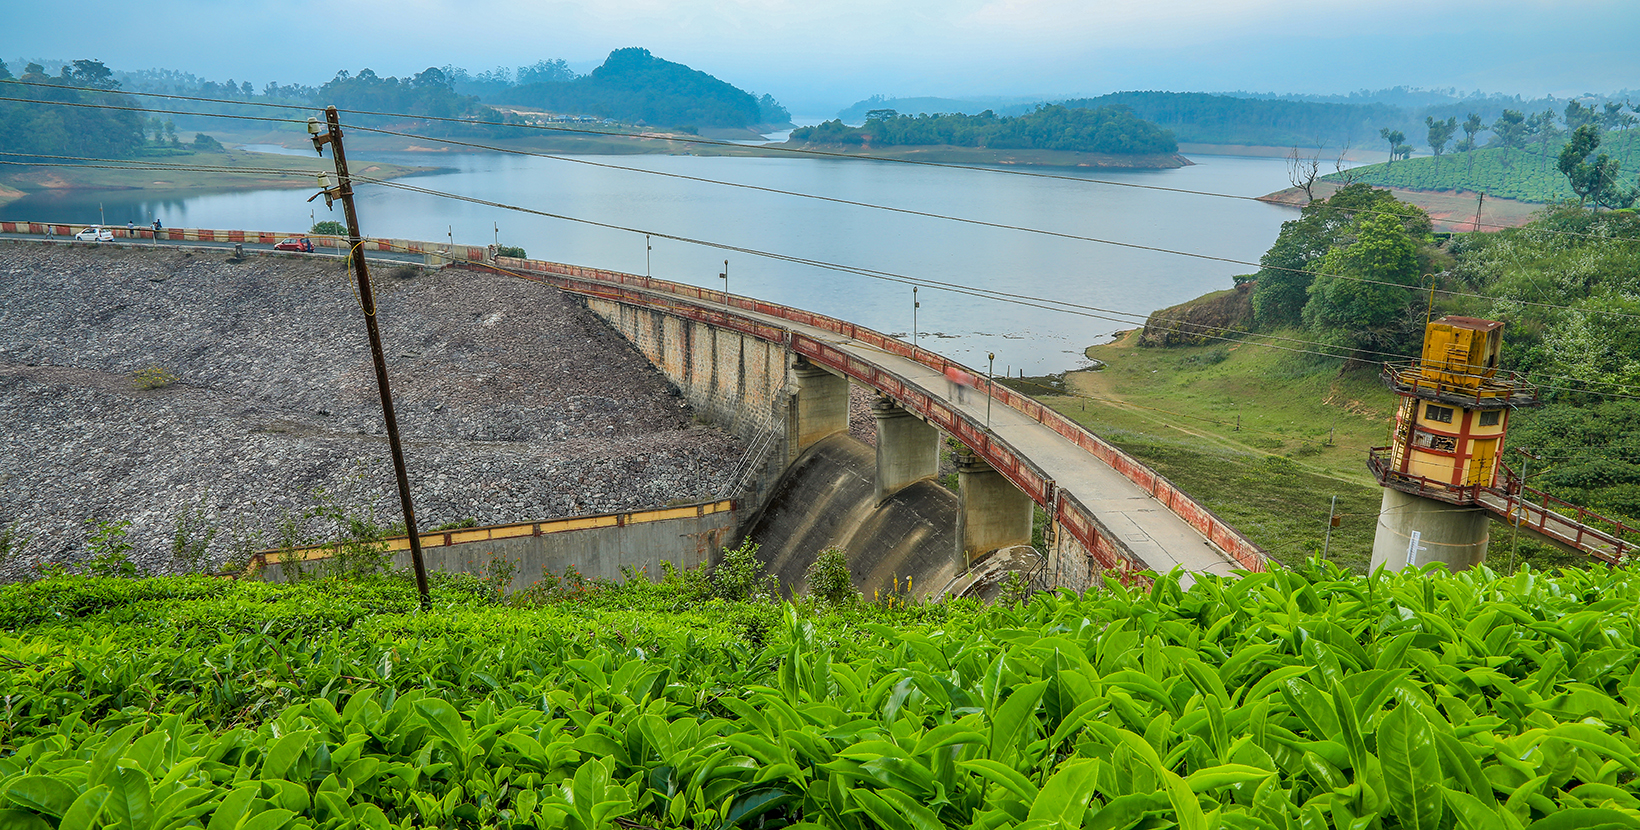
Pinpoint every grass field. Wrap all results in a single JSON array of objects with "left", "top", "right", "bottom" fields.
[{"left": 1006, "top": 330, "right": 1584, "bottom": 573}]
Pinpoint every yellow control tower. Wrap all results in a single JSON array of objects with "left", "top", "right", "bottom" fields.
[{"left": 1368, "top": 316, "right": 1537, "bottom": 571}]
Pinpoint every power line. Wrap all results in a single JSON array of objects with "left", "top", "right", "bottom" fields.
[
  {"left": 342, "top": 172, "right": 1640, "bottom": 403},
  {"left": 6, "top": 148, "right": 1640, "bottom": 400},
  {"left": 12, "top": 91, "right": 1640, "bottom": 332},
  {"left": 8, "top": 78, "right": 1636, "bottom": 243}
]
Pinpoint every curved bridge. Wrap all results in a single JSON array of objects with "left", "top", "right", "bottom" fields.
[{"left": 464, "top": 256, "right": 1269, "bottom": 590}]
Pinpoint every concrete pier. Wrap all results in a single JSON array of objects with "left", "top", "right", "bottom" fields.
[
  {"left": 872, "top": 396, "right": 940, "bottom": 503},
  {"left": 789, "top": 359, "right": 850, "bottom": 460},
  {"left": 1370, "top": 488, "right": 1490, "bottom": 572},
  {"left": 955, "top": 451, "right": 1034, "bottom": 570}
]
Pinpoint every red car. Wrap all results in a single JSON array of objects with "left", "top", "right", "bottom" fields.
[{"left": 274, "top": 237, "right": 314, "bottom": 253}]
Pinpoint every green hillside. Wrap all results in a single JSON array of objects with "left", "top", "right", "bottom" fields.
[{"left": 1331, "top": 131, "right": 1640, "bottom": 203}]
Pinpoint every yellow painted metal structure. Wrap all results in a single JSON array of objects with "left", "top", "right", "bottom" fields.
[
  {"left": 1419, "top": 317, "right": 1502, "bottom": 387},
  {"left": 1377, "top": 316, "right": 1531, "bottom": 497}
]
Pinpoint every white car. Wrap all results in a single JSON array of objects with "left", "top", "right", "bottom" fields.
[{"left": 75, "top": 226, "right": 115, "bottom": 242}]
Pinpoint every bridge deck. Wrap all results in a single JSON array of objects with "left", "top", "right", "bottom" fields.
[{"left": 654, "top": 292, "right": 1241, "bottom": 579}]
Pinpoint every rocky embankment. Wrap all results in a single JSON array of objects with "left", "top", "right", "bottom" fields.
[{"left": 0, "top": 243, "right": 744, "bottom": 578}]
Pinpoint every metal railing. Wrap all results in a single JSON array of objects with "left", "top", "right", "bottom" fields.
[
  {"left": 1369, "top": 447, "right": 1636, "bottom": 563},
  {"left": 1381, "top": 362, "right": 1538, "bottom": 408}
]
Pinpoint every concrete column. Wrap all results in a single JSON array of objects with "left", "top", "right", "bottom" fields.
[
  {"left": 955, "top": 452, "right": 1033, "bottom": 571},
  {"left": 1369, "top": 488, "right": 1490, "bottom": 572},
  {"left": 872, "top": 396, "right": 939, "bottom": 503},
  {"left": 787, "top": 358, "right": 849, "bottom": 461}
]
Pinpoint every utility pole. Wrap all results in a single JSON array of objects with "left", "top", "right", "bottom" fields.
[
  {"left": 1322, "top": 495, "right": 1338, "bottom": 558},
  {"left": 1507, "top": 448, "right": 1538, "bottom": 573},
  {"left": 645, "top": 234, "right": 651, "bottom": 278},
  {"left": 309, "top": 106, "right": 431, "bottom": 611}
]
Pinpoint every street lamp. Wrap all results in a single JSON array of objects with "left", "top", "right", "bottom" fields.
[
  {"left": 912, "top": 286, "right": 920, "bottom": 350},
  {"left": 719, "top": 260, "right": 729, "bottom": 310},
  {"left": 986, "top": 352, "right": 995, "bottom": 430},
  {"left": 646, "top": 234, "right": 652, "bottom": 278}
]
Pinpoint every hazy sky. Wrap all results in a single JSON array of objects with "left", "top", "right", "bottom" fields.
[{"left": 12, "top": 0, "right": 1638, "bottom": 115}]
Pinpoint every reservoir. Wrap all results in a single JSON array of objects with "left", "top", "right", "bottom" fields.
[{"left": 1, "top": 151, "right": 1298, "bottom": 373}]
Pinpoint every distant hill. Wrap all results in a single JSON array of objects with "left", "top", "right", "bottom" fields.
[
  {"left": 835, "top": 95, "right": 1043, "bottom": 122},
  {"left": 791, "top": 104, "right": 1177, "bottom": 156},
  {"left": 1061, "top": 91, "right": 1405, "bottom": 148},
  {"left": 500, "top": 48, "right": 778, "bottom": 129}
]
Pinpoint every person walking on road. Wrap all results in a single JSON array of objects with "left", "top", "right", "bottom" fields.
[{"left": 128, "top": 221, "right": 135, "bottom": 238}]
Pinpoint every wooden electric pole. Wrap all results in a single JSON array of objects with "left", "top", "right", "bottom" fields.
[{"left": 311, "top": 105, "right": 431, "bottom": 610}]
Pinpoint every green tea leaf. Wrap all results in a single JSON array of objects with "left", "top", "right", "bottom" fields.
[
  {"left": 1, "top": 777, "right": 77, "bottom": 819},
  {"left": 1381, "top": 704, "right": 1443, "bottom": 830}
]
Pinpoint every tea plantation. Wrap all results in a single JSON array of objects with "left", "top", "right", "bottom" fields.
[{"left": 3, "top": 562, "right": 1639, "bottom": 829}]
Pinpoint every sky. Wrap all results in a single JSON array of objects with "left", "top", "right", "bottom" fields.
[{"left": 10, "top": 0, "right": 1639, "bottom": 116}]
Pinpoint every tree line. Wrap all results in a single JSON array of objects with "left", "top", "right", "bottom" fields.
[
  {"left": 1346, "top": 100, "right": 1640, "bottom": 207},
  {"left": 790, "top": 104, "right": 1178, "bottom": 155},
  {"left": 0, "top": 60, "right": 145, "bottom": 159}
]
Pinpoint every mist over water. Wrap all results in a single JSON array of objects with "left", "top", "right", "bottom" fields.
[{"left": 2, "top": 152, "right": 1298, "bottom": 374}]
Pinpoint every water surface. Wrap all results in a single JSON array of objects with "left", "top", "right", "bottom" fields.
[{"left": 2, "top": 152, "right": 1298, "bottom": 373}]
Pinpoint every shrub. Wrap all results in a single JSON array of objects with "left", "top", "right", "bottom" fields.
[
  {"left": 804, "top": 547, "right": 857, "bottom": 606},
  {"left": 132, "top": 365, "right": 177, "bottom": 390},
  {"left": 710, "top": 537, "right": 777, "bottom": 602},
  {"left": 496, "top": 244, "right": 527, "bottom": 259},
  {"left": 171, "top": 495, "right": 218, "bottom": 573},
  {"left": 190, "top": 132, "right": 223, "bottom": 150},
  {"left": 85, "top": 518, "right": 139, "bottom": 578},
  {"left": 311, "top": 220, "right": 346, "bottom": 235}
]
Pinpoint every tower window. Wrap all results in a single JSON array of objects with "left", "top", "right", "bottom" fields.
[
  {"left": 1479, "top": 410, "right": 1501, "bottom": 426},
  {"left": 1413, "top": 430, "right": 1457, "bottom": 452},
  {"left": 1425, "top": 404, "right": 1454, "bottom": 423}
]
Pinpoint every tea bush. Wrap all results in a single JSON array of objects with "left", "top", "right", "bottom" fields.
[{"left": 4, "top": 561, "right": 1640, "bottom": 828}]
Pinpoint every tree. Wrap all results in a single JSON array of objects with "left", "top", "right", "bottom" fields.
[
  {"left": 1425, "top": 115, "right": 1456, "bottom": 162},
  {"left": 1379, "top": 127, "right": 1406, "bottom": 164},
  {"left": 1287, "top": 144, "right": 1323, "bottom": 202},
  {"left": 1564, "top": 100, "right": 1597, "bottom": 132},
  {"left": 1491, "top": 109, "right": 1526, "bottom": 167},
  {"left": 1527, "top": 109, "right": 1559, "bottom": 172},
  {"left": 63, "top": 59, "right": 117, "bottom": 90},
  {"left": 1558, "top": 124, "right": 1634, "bottom": 209},
  {"left": 0, "top": 60, "right": 11, "bottom": 81},
  {"left": 1456, "top": 112, "right": 1484, "bottom": 175},
  {"left": 1251, "top": 183, "right": 1418, "bottom": 329},
  {"left": 1302, "top": 211, "right": 1425, "bottom": 351}
]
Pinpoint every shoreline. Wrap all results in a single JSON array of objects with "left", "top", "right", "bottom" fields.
[
  {"left": 1256, "top": 180, "right": 1541, "bottom": 232},
  {"left": 0, "top": 147, "right": 438, "bottom": 208}
]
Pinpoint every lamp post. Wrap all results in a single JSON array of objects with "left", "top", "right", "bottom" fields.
[
  {"left": 719, "top": 259, "right": 729, "bottom": 310},
  {"left": 986, "top": 352, "right": 995, "bottom": 430},
  {"left": 912, "top": 286, "right": 919, "bottom": 350},
  {"left": 646, "top": 234, "right": 651, "bottom": 278}
]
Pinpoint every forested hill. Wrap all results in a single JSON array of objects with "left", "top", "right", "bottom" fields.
[
  {"left": 0, "top": 60, "right": 144, "bottom": 159},
  {"left": 1062, "top": 91, "right": 1405, "bottom": 147},
  {"left": 499, "top": 48, "right": 770, "bottom": 129},
  {"left": 790, "top": 105, "right": 1177, "bottom": 155}
]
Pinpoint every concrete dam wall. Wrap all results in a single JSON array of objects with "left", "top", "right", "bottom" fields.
[{"left": 747, "top": 434, "right": 960, "bottom": 598}]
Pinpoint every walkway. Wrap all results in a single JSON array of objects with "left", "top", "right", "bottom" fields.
[{"left": 473, "top": 256, "right": 1269, "bottom": 580}]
